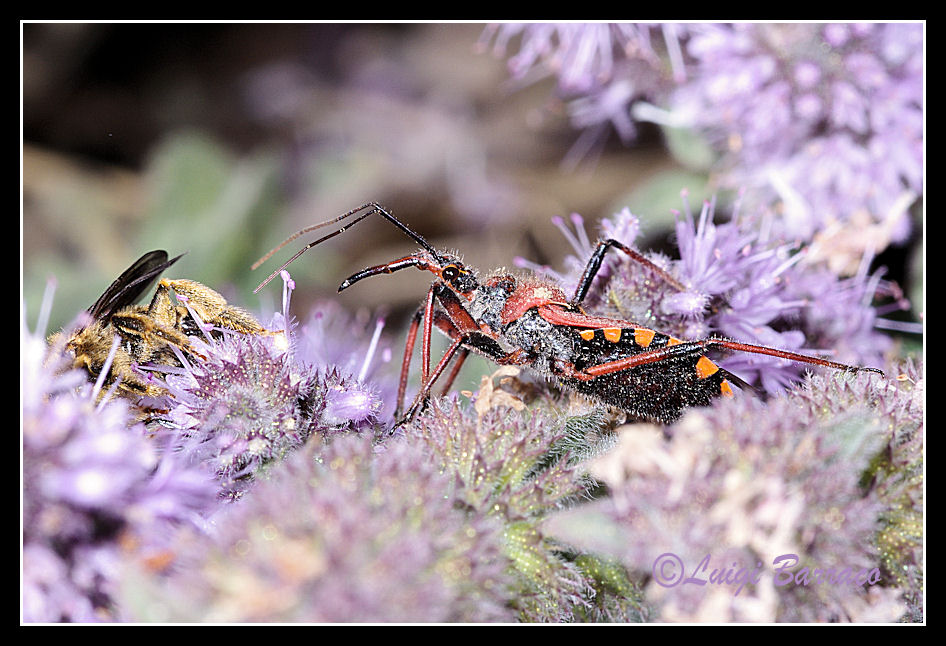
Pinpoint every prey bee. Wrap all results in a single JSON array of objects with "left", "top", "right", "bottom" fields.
[{"left": 50, "top": 250, "right": 269, "bottom": 401}]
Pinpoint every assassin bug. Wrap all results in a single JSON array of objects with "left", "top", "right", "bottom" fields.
[{"left": 253, "top": 203, "right": 883, "bottom": 425}]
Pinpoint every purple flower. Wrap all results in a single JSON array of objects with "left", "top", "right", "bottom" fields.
[
  {"left": 160, "top": 333, "right": 322, "bottom": 498},
  {"left": 547, "top": 362, "right": 921, "bottom": 621},
  {"left": 668, "top": 23, "right": 921, "bottom": 247},
  {"left": 22, "top": 285, "right": 216, "bottom": 622},
  {"left": 120, "top": 436, "right": 516, "bottom": 622},
  {"left": 159, "top": 331, "right": 386, "bottom": 500},
  {"left": 479, "top": 23, "right": 673, "bottom": 94},
  {"left": 321, "top": 376, "right": 378, "bottom": 426},
  {"left": 154, "top": 272, "right": 389, "bottom": 500},
  {"left": 479, "top": 23, "right": 682, "bottom": 166},
  {"left": 411, "top": 397, "right": 646, "bottom": 621},
  {"left": 274, "top": 270, "right": 395, "bottom": 419},
  {"left": 521, "top": 194, "right": 894, "bottom": 394},
  {"left": 292, "top": 300, "right": 399, "bottom": 418},
  {"left": 484, "top": 23, "right": 923, "bottom": 251}
]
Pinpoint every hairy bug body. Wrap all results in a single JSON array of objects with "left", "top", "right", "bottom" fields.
[{"left": 254, "top": 203, "right": 882, "bottom": 425}]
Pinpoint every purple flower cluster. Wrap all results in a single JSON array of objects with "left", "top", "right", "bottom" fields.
[
  {"left": 547, "top": 361, "right": 923, "bottom": 621},
  {"left": 154, "top": 276, "right": 388, "bottom": 500},
  {"left": 519, "top": 194, "right": 894, "bottom": 393},
  {"left": 23, "top": 274, "right": 394, "bottom": 620},
  {"left": 22, "top": 288, "right": 216, "bottom": 622},
  {"left": 159, "top": 333, "right": 324, "bottom": 499},
  {"left": 484, "top": 23, "right": 923, "bottom": 246},
  {"left": 122, "top": 436, "right": 516, "bottom": 622},
  {"left": 674, "top": 23, "right": 922, "bottom": 245},
  {"left": 413, "top": 398, "right": 646, "bottom": 621}
]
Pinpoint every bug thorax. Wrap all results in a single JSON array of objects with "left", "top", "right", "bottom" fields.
[
  {"left": 467, "top": 274, "right": 517, "bottom": 333},
  {"left": 498, "top": 279, "right": 569, "bottom": 327}
]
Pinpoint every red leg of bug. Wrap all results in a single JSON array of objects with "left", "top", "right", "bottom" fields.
[
  {"left": 421, "top": 284, "right": 437, "bottom": 385},
  {"left": 439, "top": 347, "right": 470, "bottom": 397},
  {"left": 413, "top": 287, "right": 478, "bottom": 416},
  {"left": 395, "top": 308, "right": 424, "bottom": 420},
  {"left": 400, "top": 331, "right": 524, "bottom": 423},
  {"left": 398, "top": 286, "right": 521, "bottom": 424},
  {"left": 578, "top": 337, "right": 882, "bottom": 378},
  {"left": 707, "top": 339, "right": 884, "bottom": 375},
  {"left": 401, "top": 335, "right": 470, "bottom": 423},
  {"left": 580, "top": 340, "right": 708, "bottom": 378},
  {"left": 396, "top": 285, "right": 476, "bottom": 421},
  {"left": 395, "top": 285, "right": 461, "bottom": 418},
  {"left": 428, "top": 310, "right": 473, "bottom": 396}
]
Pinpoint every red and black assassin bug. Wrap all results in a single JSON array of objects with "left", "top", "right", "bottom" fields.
[{"left": 253, "top": 203, "right": 883, "bottom": 425}]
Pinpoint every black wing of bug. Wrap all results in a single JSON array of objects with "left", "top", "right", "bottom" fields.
[{"left": 88, "top": 250, "right": 185, "bottom": 320}]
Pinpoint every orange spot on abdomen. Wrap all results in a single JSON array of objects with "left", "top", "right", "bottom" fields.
[
  {"left": 634, "top": 328, "right": 655, "bottom": 347},
  {"left": 696, "top": 355, "right": 719, "bottom": 379},
  {"left": 603, "top": 328, "right": 622, "bottom": 343}
]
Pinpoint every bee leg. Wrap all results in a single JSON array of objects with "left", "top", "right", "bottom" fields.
[
  {"left": 108, "top": 350, "right": 170, "bottom": 400},
  {"left": 110, "top": 311, "right": 197, "bottom": 363},
  {"left": 147, "top": 280, "right": 180, "bottom": 327},
  {"left": 160, "top": 279, "right": 268, "bottom": 336}
]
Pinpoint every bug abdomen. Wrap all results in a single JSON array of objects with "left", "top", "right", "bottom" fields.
[{"left": 570, "top": 326, "right": 735, "bottom": 423}]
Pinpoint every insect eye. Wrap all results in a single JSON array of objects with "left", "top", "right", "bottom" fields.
[{"left": 442, "top": 265, "right": 459, "bottom": 281}]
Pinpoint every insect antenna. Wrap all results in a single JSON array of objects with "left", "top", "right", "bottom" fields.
[{"left": 252, "top": 202, "right": 438, "bottom": 293}]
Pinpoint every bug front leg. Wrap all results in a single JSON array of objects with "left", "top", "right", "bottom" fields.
[
  {"left": 399, "top": 320, "right": 520, "bottom": 424},
  {"left": 400, "top": 334, "right": 471, "bottom": 424},
  {"left": 439, "top": 346, "right": 470, "bottom": 397},
  {"left": 395, "top": 285, "right": 438, "bottom": 420},
  {"left": 421, "top": 282, "right": 437, "bottom": 386},
  {"left": 396, "top": 283, "right": 477, "bottom": 423},
  {"left": 395, "top": 284, "right": 514, "bottom": 425},
  {"left": 396, "top": 308, "right": 423, "bottom": 420},
  {"left": 571, "top": 238, "right": 686, "bottom": 306}
]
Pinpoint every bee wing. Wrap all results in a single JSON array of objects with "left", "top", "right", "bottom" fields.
[{"left": 88, "top": 250, "right": 186, "bottom": 320}]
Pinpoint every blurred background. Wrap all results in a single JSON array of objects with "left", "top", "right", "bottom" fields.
[
  {"left": 22, "top": 23, "right": 710, "bottom": 330},
  {"left": 22, "top": 22, "right": 923, "bottom": 360}
]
